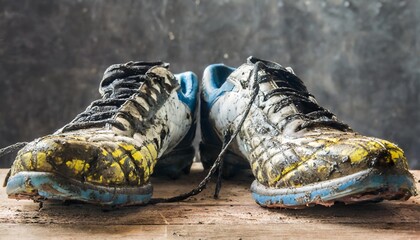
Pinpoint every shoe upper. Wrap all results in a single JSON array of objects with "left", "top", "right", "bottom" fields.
[
  {"left": 201, "top": 57, "right": 413, "bottom": 189},
  {"left": 10, "top": 61, "right": 198, "bottom": 187}
]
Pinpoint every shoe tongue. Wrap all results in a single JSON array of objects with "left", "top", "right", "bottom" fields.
[
  {"left": 247, "top": 57, "right": 308, "bottom": 93},
  {"left": 247, "top": 56, "right": 285, "bottom": 71},
  {"left": 99, "top": 61, "right": 169, "bottom": 95},
  {"left": 229, "top": 57, "right": 297, "bottom": 93}
]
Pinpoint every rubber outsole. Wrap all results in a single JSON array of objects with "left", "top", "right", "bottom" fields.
[
  {"left": 6, "top": 171, "right": 153, "bottom": 206},
  {"left": 251, "top": 169, "right": 417, "bottom": 208}
]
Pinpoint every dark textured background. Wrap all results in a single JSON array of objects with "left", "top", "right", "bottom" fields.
[{"left": 0, "top": 0, "right": 419, "bottom": 169}]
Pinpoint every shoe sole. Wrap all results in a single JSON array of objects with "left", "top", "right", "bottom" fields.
[
  {"left": 6, "top": 147, "right": 195, "bottom": 206},
  {"left": 6, "top": 171, "right": 153, "bottom": 206},
  {"left": 251, "top": 168, "right": 416, "bottom": 209}
]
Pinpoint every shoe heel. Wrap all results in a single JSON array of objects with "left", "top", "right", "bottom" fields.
[
  {"left": 199, "top": 142, "right": 249, "bottom": 178},
  {"left": 154, "top": 146, "right": 195, "bottom": 179}
]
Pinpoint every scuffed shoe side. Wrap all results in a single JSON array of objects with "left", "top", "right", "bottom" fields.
[
  {"left": 201, "top": 57, "right": 417, "bottom": 208},
  {"left": 6, "top": 62, "right": 199, "bottom": 206}
]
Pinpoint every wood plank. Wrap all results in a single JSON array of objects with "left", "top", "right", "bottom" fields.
[
  {"left": 0, "top": 224, "right": 418, "bottom": 240},
  {"left": 0, "top": 224, "right": 168, "bottom": 240},
  {"left": 0, "top": 164, "right": 419, "bottom": 239}
]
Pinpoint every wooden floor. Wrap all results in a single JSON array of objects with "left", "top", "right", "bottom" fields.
[{"left": 0, "top": 164, "right": 419, "bottom": 239}]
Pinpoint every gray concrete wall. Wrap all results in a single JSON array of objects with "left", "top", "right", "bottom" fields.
[{"left": 0, "top": 0, "right": 419, "bottom": 169}]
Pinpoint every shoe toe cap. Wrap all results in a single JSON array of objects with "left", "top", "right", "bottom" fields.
[
  {"left": 264, "top": 136, "right": 411, "bottom": 188},
  {"left": 9, "top": 135, "right": 151, "bottom": 187}
]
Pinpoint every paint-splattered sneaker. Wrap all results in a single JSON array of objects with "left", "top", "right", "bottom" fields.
[
  {"left": 4, "top": 61, "right": 198, "bottom": 206},
  {"left": 200, "top": 57, "right": 417, "bottom": 208}
]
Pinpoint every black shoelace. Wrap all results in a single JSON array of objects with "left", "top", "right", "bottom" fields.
[
  {"left": 252, "top": 58, "right": 351, "bottom": 132},
  {"left": 61, "top": 79, "right": 142, "bottom": 133},
  {"left": 62, "top": 61, "right": 168, "bottom": 133}
]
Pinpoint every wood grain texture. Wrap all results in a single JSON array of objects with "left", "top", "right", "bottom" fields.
[{"left": 0, "top": 163, "right": 419, "bottom": 239}]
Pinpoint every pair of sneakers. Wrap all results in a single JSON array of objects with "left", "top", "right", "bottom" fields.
[{"left": 3, "top": 57, "right": 417, "bottom": 208}]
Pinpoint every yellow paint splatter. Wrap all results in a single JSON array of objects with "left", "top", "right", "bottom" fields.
[
  {"left": 86, "top": 175, "right": 104, "bottom": 184},
  {"left": 114, "top": 143, "right": 160, "bottom": 184},
  {"left": 35, "top": 152, "right": 53, "bottom": 171},
  {"left": 36, "top": 152, "right": 46, "bottom": 166},
  {"left": 146, "top": 144, "right": 158, "bottom": 159},
  {"left": 20, "top": 152, "right": 33, "bottom": 170},
  {"left": 112, "top": 149, "right": 123, "bottom": 158},
  {"left": 109, "top": 162, "right": 125, "bottom": 183},
  {"left": 65, "top": 159, "right": 86, "bottom": 175},
  {"left": 119, "top": 156, "right": 128, "bottom": 165},
  {"left": 269, "top": 161, "right": 303, "bottom": 186},
  {"left": 366, "top": 140, "right": 382, "bottom": 150},
  {"left": 102, "top": 149, "right": 109, "bottom": 156},
  {"left": 120, "top": 144, "right": 135, "bottom": 152},
  {"left": 84, "top": 163, "right": 90, "bottom": 172},
  {"left": 281, "top": 162, "right": 301, "bottom": 176},
  {"left": 388, "top": 149, "right": 402, "bottom": 164},
  {"left": 348, "top": 147, "right": 368, "bottom": 163},
  {"left": 132, "top": 151, "right": 143, "bottom": 161},
  {"left": 140, "top": 148, "right": 151, "bottom": 170}
]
